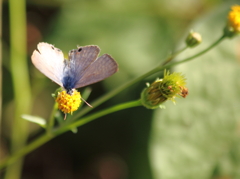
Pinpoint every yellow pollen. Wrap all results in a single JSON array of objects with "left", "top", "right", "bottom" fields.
[
  {"left": 56, "top": 90, "right": 81, "bottom": 114},
  {"left": 228, "top": 5, "right": 240, "bottom": 32}
]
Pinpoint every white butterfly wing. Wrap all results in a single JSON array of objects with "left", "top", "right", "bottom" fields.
[
  {"left": 74, "top": 54, "right": 118, "bottom": 88},
  {"left": 31, "top": 42, "right": 64, "bottom": 87}
]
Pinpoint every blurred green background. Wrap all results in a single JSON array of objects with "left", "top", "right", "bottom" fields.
[{"left": 1, "top": 0, "right": 240, "bottom": 178}]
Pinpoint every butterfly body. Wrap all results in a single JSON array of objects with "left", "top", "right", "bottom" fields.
[{"left": 31, "top": 42, "right": 118, "bottom": 94}]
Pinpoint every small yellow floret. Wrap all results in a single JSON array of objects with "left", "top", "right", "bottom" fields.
[
  {"left": 56, "top": 90, "right": 81, "bottom": 114},
  {"left": 228, "top": 5, "right": 240, "bottom": 33}
]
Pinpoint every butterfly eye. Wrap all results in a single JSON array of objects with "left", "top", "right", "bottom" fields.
[{"left": 78, "top": 47, "right": 82, "bottom": 52}]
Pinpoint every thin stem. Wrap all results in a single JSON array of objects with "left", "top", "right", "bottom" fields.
[
  {"left": 0, "top": 135, "right": 53, "bottom": 170},
  {"left": 70, "top": 68, "right": 160, "bottom": 121},
  {"left": 161, "top": 46, "right": 188, "bottom": 66},
  {"left": 71, "top": 34, "right": 226, "bottom": 121},
  {"left": 54, "top": 100, "right": 142, "bottom": 135},
  {"left": 0, "top": 100, "right": 142, "bottom": 169},
  {"left": 46, "top": 102, "right": 58, "bottom": 135},
  {"left": 166, "top": 34, "right": 226, "bottom": 67}
]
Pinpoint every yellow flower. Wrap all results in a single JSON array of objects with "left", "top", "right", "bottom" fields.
[
  {"left": 56, "top": 89, "right": 81, "bottom": 114},
  {"left": 228, "top": 5, "right": 240, "bottom": 33}
]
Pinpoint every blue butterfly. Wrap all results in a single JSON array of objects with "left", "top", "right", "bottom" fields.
[{"left": 31, "top": 42, "right": 118, "bottom": 94}]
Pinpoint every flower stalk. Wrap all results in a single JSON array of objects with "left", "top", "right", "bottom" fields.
[
  {"left": 0, "top": 100, "right": 142, "bottom": 169},
  {"left": 70, "top": 33, "right": 226, "bottom": 121},
  {"left": 46, "top": 101, "right": 59, "bottom": 135}
]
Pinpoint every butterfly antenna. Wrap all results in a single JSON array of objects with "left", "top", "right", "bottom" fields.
[{"left": 81, "top": 97, "right": 93, "bottom": 108}]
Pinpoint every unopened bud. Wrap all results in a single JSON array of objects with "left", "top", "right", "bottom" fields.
[
  {"left": 185, "top": 31, "right": 202, "bottom": 48},
  {"left": 141, "top": 70, "right": 188, "bottom": 109}
]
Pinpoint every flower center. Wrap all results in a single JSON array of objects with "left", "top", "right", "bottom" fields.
[{"left": 56, "top": 89, "right": 81, "bottom": 114}]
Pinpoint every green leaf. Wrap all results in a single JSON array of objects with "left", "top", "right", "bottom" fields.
[
  {"left": 21, "top": 114, "right": 46, "bottom": 128},
  {"left": 71, "top": 127, "right": 78, "bottom": 134}
]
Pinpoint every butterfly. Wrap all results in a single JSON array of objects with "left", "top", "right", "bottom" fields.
[{"left": 31, "top": 42, "right": 118, "bottom": 94}]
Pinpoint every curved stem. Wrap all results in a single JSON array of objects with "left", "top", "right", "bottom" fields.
[
  {"left": 166, "top": 34, "right": 226, "bottom": 67},
  {"left": 71, "top": 34, "right": 226, "bottom": 121},
  {"left": 0, "top": 100, "right": 142, "bottom": 169},
  {"left": 71, "top": 68, "right": 160, "bottom": 121},
  {"left": 55, "top": 99, "right": 142, "bottom": 135}
]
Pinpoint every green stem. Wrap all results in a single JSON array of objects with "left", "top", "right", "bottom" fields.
[
  {"left": 46, "top": 102, "right": 58, "bottom": 134},
  {"left": 71, "top": 34, "right": 226, "bottom": 121},
  {"left": 55, "top": 100, "right": 142, "bottom": 135},
  {"left": 70, "top": 67, "right": 161, "bottom": 121},
  {"left": 166, "top": 34, "right": 226, "bottom": 67},
  {"left": 0, "top": 135, "right": 53, "bottom": 170},
  {"left": 161, "top": 46, "right": 188, "bottom": 66},
  {"left": 0, "top": 100, "right": 142, "bottom": 169},
  {"left": 5, "top": 0, "right": 31, "bottom": 178}
]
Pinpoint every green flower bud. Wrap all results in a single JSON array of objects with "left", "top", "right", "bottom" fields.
[
  {"left": 141, "top": 79, "right": 168, "bottom": 109},
  {"left": 185, "top": 31, "right": 202, "bottom": 48},
  {"left": 141, "top": 70, "right": 188, "bottom": 109}
]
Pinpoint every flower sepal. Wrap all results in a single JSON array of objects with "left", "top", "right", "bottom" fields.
[{"left": 52, "top": 87, "right": 64, "bottom": 99}]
